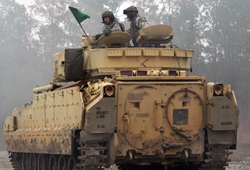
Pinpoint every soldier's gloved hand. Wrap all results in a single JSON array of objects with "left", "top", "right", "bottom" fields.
[
  {"left": 104, "top": 30, "right": 111, "bottom": 36},
  {"left": 95, "top": 34, "right": 102, "bottom": 40}
]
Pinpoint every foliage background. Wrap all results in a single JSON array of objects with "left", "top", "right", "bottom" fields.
[{"left": 1, "top": 0, "right": 250, "bottom": 159}]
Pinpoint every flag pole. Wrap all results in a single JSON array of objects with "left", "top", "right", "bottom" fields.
[{"left": 79, "top": 23, "right": 88, "bottom": 38}]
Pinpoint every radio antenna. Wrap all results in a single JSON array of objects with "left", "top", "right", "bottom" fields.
[
  {"left": 169, "top": 0, "right": 171, "bottom": 26},
  {"left": 168, "top": 0, "right": 173, "bottom": 45}
]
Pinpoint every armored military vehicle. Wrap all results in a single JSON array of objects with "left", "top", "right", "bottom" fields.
[{"left": 4, "top": 24, "right": 239, "bottom": 170}]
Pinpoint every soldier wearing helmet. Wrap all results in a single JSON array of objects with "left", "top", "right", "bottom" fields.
[
  {"left": 95, "top": 11, "right": 124, "bottom": 40},
  {"left": 123, "top": 6, "right": 149, "bottom": 46}
]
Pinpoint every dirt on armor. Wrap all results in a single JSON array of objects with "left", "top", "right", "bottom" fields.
[{"left": 0, "top": 151, "right": 250, "bottom": 170}]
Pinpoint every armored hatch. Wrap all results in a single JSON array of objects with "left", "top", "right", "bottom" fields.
[
  {"left": 98, "top": 32, "right": 131, "bottom": 47},
  {"left": 136, "top": 24, "right": 173, "bottom": 45}
]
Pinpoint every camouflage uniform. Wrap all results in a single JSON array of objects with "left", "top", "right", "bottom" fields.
[
  {"left": 126, "top": 15, "right": 149, "bottom": 46},
  {"left": 102, "top": 19, "right": 123, "bottom": 34}
]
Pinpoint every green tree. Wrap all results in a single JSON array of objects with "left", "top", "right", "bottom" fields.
[
  {"left": 0, "top": 0, "right": 43, "bottom": 150},
  {"left": 203, "top": 0, "right": 250, "bottom": 116}
]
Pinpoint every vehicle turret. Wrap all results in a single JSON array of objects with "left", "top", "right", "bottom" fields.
[{"left": 52, "top": 24, "right": 193, "bottom": 83}]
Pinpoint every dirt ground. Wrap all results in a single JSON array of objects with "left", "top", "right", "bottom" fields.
[
  {"left": 1, "top": 151, "right": 250, "bottom": 170},
  {"left": 0, "top": 151, "right": 11, "bottom": 170}
]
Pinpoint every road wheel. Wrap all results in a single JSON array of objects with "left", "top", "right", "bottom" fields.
[
  {"left": 49, "top": 155, "right": 57, "bottom": 170},
  {"left": 37, "top": 154, "right": 46, "bottom": 170},
  {"left": 67, "top": 156, "right": 77, "bottom": 170},
  {"left": 29, "top": 153, "right": 37, "bottom": 170},
  {"left": 22, "top": 153, "right": 29, "bottom": 170},
  {"left": 58, "top": 155, "right": 67, "bottom": 170}
]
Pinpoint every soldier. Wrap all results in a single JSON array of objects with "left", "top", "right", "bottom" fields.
[
  {"left": 123, "top": 6, "right": 149, "bottom": 46},
  {"left": 95, "top": 11, "right": 124, "bottom": 40}
]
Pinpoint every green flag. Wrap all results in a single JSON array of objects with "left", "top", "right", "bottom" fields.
[{"left": 69, "top": 6, "right": 90, "bottom": 24}]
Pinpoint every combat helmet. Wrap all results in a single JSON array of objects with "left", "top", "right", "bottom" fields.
[
  {"left": 102, "top": 11, "right": 115, "bottom": 23},
  {"left": 123, "top": 6, "right": 138, "bottom": 19}
]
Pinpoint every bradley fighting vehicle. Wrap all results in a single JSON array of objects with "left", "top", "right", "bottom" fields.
[{"left": 3, "top": 24, "right": 239, "bottom": 170}]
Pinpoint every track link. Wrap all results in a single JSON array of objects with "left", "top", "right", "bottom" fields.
[
  {"left": 77, "top": 140, "right": 108, "bottom": 170},
  {"left": 9, "top": 152, "right": 21, "bottom": 170},
  {"left": 199, "top": 144, "right": 232, "bottom": 170}
]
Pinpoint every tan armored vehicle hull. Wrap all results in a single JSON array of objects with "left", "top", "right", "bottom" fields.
[{"left": 3, "top": 25, "right": 239, "bottom": 170}]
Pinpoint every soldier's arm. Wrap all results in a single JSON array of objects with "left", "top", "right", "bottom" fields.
[
  {"left": 110, "top": 23, "right": 122, "bottom": 32},
  {"left": 136, "top": 17, "right": 149, "bottom": 29}
]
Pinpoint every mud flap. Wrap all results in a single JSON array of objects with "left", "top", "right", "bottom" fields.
[{"left": 207, "top": 128, "right": 237, "bottom": 145}]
